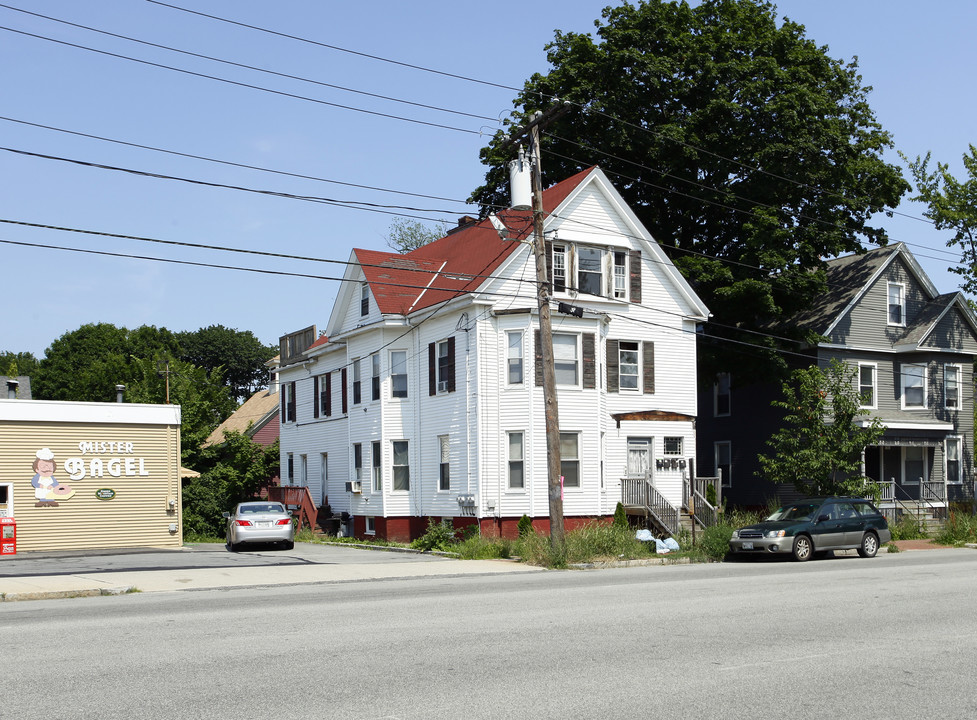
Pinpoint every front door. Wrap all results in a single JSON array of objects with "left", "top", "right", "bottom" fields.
[{"left": 627, "top": 438, "right": 651, "bottom": 478}]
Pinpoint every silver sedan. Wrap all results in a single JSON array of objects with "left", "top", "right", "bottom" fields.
[{"left": 224, "top": 502, "right": 295, "bottom": 551}]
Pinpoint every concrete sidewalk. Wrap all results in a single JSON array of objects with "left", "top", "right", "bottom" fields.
[{"left": 0, "top": 555, "right": 542, "bottom": 602}]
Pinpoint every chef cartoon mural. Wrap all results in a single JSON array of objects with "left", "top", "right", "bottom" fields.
[{"left": 31, "top": 447, "right": 75, "bottom": 506}]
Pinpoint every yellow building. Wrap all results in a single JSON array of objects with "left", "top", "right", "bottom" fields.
[{"left": 0, "top": 399, "right": 182, "bottom": 552}]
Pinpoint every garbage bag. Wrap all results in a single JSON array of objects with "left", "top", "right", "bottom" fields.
[{"left": 635, "top": 529, "right": 654, "bottom": 542}]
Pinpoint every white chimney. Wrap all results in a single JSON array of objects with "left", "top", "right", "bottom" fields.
[{"left": 508, "top": 147, "right": 532, "bottom": 210}]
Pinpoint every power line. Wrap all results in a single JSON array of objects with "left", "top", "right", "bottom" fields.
[
  {"left": 146, "top": 0, "right": 935, "bottom": 231},
  {"left": 0, "top": 4, "right": 500, "bottom": 124},
  {"left": 0, "top": 24, "right": 482, "bottom": 135},
  {"left": 0, "top": 115, "right": 475, "bottom": 207},
  {"left": 0, "top": 146, "right": 463, "bottom": 218},
  {"left": 146, "top": 0, "right": 523, "bottom": 93}
]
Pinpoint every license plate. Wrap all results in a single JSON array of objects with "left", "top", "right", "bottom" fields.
[
  {"left": 256, "top": 521, "right": 272, "bottom": 528},
  {"left": 741, "top": 542, "right": 753, "bottom": 550}
]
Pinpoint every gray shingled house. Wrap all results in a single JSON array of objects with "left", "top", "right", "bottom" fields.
[{"left": 697, "top": 243, "right": 977, "bottom": 518}]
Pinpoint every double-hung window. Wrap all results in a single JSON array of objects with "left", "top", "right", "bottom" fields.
[
  {"left": 437, "top": 341, "right": 451, "bottom": 392},
  {"left": 553, "top": 333, "right": 578, "bottom": 386},
  {"left": 552, "top": 245, "right": 567, "bottom": 292},
  {"left": 714, "top": 373, "right": 731, "bottom": 417},
  {"left": 353, "top": 443, "right": 362, "bottom": 482},
  {"left": 438, "top": 435, "right": 450, "bottom": 491},
  {"left": 371, "top": 441, "right": 382, "bottom": 493},
  {"left": 577, "top": 246, "right": 604, "bottom": 295},
  {"left": 560, "top": 432, "right": 580, "bottom": 488},
  {"left": 945, "top": 364, "right": 961, "bottom": 409},
  {"left": 888, "top": 283, "right": 906, "bottom": 326},
  {"left": 507, "top": 331, "right": 524, "bottom": 385},
  {"left": 901, "top": 363, "right": 926, "bottom": 408},
  {"left": 508, "top": 432, "right": 525, "bottom": 489},
  {"left": 946, "top": 437, "right": 962, "bottom": 484},
  {"left": 392, "top": 440, "right": 410, "bottom": 491},
  {"left": 360, "top": 283, "right": 369, "bottom": 317},
  {"left": 371, "top": 353, "right": 381, "bottom": 401},
  {"left": 859, "top": 363, "right": 877, "bottom": 408},
  {"left": 352, "top": 358, "right": 362, "bottom": 405},
  {"left": 613, "top": 251, "right": 627, "bottom": 299},
  {"left": 390, "top": 350, "right": 408, "bottom": 398},
  {"left": 618, "top": 341, "right": 639, "bottom": 391}
]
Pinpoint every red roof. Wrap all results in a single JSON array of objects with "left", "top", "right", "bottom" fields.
[{"left": 359, "top": 168, "right": 596, "bottom": 315}]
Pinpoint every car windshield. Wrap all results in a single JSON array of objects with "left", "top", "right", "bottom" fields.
[
  {"left": 239, "top": 504, "right": 284, "bottom": 514},
  {"left": 765, "top": 503, "right": 819, "bottom": 522}
]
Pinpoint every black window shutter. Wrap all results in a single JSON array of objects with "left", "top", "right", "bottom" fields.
[
  {"left": 280, "top": 389, "right": 286, "bottom": 424},
  {"left": 287, "top": 382, "right": 296, "bottom": 422},
  {"left": 534, "top": 329, "right": 543, "bottom": 386},
  {"left": 325, "top": 372, "right": 332, "bottom": 417},
  {"left": 643, "top": 341, "right": 655, "bottom": 394},
  {"left": 447, "top": 336, "right": 456, "bottom": 392},
  {"left": 313, "top": 376, "right": 320, "bottom": 418},
  {"left": 341, "top": 368, "right": 348, "bottom": 414},
  {"left": 583, "top": 333, "right": 596, "bottom": 389},
  {"left": 629, "top": 249, "right": 642, "bottom": 304},
  {"left": 607, "top": 339, "right": 620, "bottom": 392},
  {"left": 428, "top": 342, "right": 437, "bottom": 396},
  {"left": 545, "top": 240, "right": 553, "bottom": 291}
]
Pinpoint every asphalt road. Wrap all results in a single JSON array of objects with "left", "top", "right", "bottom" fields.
[
  {"left": 0, "top": 540, "right": 451, "bottom": 578},
  {"left": 3, "top": 548, "right": 976, "bottom": 719}
]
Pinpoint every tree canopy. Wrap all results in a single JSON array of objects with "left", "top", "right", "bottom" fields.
[
  {"left": 903, "top": 145, "right": 977, "bottom": 295},
  {"left": 384, "top": 218, "right": 447, "bottom": 254},
  {"left": 757, "top": 360, "right": 885, "bottom": 497},
  {"left": 471, "top": 0, "right": 908, "bottom": 380},
  {"left": 174, "top": 325, "right": 277, "bottom": 402}
]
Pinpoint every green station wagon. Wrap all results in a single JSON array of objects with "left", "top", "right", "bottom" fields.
[{"left": 728, "top": 497, "right": 892, "bottom": 561}]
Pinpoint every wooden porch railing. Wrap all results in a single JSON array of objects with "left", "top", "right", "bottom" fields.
[
  {"left": 682, "top": 468, "right": 722, "bottom": 529},
  {"left": 268, "top": 485, "right": 318, "bottom": 531},
  {"left": 621, "top": 477, "right": 680, "bottom": 536}
]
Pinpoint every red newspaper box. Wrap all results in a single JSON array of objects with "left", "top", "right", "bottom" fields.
[{"left": 0, "top": 518, "right": 15, "bottom": 556}]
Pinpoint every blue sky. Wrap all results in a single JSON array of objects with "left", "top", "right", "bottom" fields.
[{"left": 2, "top": 0, "right": 974, "bottom": 359}]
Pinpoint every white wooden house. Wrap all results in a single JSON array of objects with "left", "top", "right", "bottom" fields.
[{"left": 275, "top": 166, "right": 710, "bottom": 541}]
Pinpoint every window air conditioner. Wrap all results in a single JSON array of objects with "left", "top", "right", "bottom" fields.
[{"left": 345, "top": 481, "right": 362, "bottom": 493}]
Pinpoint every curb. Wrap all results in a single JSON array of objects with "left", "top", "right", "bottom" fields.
[{"left": 2, "top": 586, "right": 134, "bottom": 602}]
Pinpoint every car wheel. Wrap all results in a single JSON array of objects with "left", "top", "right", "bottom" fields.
[
  {"left": 282, "top": 540, "right": 294, "bottom": 550},
  {"left": 792, "top": 535, "right": 813, "bottom": 562},
  {"left": 857, "top": 532, "right": 879, "bottom": 558}
]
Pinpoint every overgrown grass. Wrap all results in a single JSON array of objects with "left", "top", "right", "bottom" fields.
[
  {"left": 888, "top": 513, "right": 930, "bottom": 541},
  {"left": 934, "top": 510, "right": 977, "bottom": 546}
]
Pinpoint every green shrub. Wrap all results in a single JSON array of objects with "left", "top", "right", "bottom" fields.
[
  {"left": 517, "top": 514, "right": 535, "bottom": 538},
  {"left": 935, "top": 510, "right": 977, "bottom": 546},
  {"left": 612, "top": 502, "right": 628, "bottom": 529},
  {"left": 411, "top": 518, "right": 458, "bottom": 552},
  {"left": 455, "top": 534, "right": 512, "bottom": 560},
  {"left": 889, "top": 513, "right": 929, "bottom": 541},
  {"left": 705, "top": 484, "right": 717, "bottom": 507}
]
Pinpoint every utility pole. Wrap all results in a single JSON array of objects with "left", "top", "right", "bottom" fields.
[{"left": 503, "top": 103, "right": 569, "bottom": 550}]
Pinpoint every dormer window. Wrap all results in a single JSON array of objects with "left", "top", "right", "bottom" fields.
[
  {"left": 887, "top": 282, "right": 905, "bottom": 326},
  {"left": 548, "top": 242, "right": 640, "bottom": 301}
]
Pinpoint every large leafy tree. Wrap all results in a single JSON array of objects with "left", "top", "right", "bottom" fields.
[
  {"left": 32, "top": 323, "right": 180, "bottom": 402},
  {"left": 902, "top": 145, "right": 977, "bottom": 295},
  {"left": 126, "top": 355, "right": 236, "bottom": 463},
  {"left": 175, "top": 325, "right": 277, "bottom": 403},
  {"left": 471, "top": 0, "right": 908, "bottom": 380},
  {"left": 384, "top": 218, "right": 447, "bottom": 253},
  {"left": 758, "top": 360, "right": 885, "bottom": 497},
  {"left": 1, "top": 351, "right": 39, "bottom": 379},
  {"left": 182, "top": 433, "right": 279, "bottom": 538}
]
